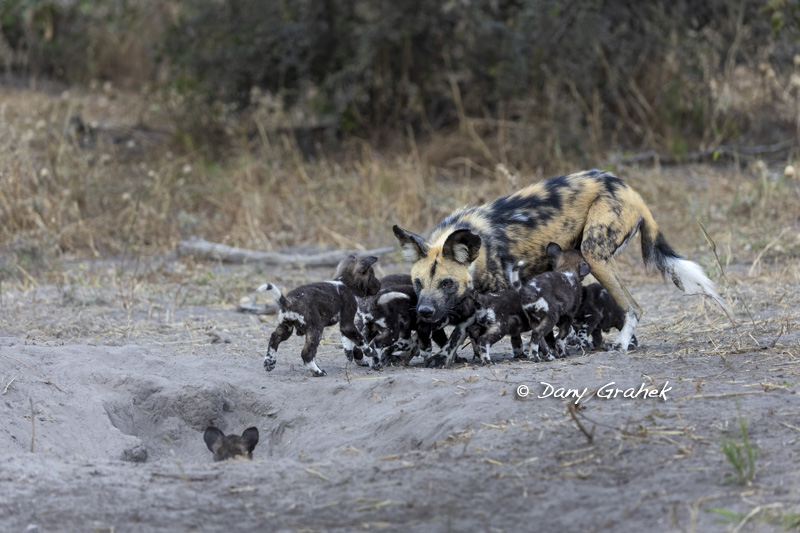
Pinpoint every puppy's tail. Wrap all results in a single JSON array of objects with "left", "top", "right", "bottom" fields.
[
  {"left": 640, "top": 220, "right": 731, "bottom": 314},
  {"left": 257, "top": 283, "right": 286, "bottom": 307}
]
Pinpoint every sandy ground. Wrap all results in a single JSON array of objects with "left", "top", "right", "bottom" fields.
[{"left": 0, "top": 256, "right": 799, "bottom": 532}]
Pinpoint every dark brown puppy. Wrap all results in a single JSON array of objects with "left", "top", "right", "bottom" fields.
[
  {"left": 469, "top": 289, "right": 531, "bottom": 362},
  {"left": 574, "top": 283, "right": 638, "bottom": 350},
  {"left": 259, "top": 255, "right": 382, "bottom": 377},
  {"left": 204, "top": 426, "right": 259, "bottom": 462},
  {"left": 513, "top": 244, "right": 590, "bottom": 361},
  {"left": 344, "top": 273, "right": 414, "bottom": 361}
]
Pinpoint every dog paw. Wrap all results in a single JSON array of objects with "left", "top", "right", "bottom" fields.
[
  {"left": 371, "top": 360, "right": 383, "bottom": 371},
  {"left": 424, "top": 354, "right": 447, "bottom": 368},
  {"left": 604, "top": 342, "right": 630, "bottom": 352},
  {"left": 311, "top": 368, "right": 328, "bottom": 377},
  {"left": 263, "top": 359, "right": 276, "bottom": 372}
]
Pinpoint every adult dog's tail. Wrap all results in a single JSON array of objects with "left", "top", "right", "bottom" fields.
[
  {"left": 640, "top": 215, "right": 730, "bottom": 314},
  {"left": 257, "top": 283, "right": 286, "bottom": 307}
]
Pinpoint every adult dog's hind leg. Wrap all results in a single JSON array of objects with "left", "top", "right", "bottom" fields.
[
  {"left": 582, "top": 256, "right": 639, "bottom": 351},
  {"left": 581, "top": 200, "right": 644, "bottom": 352}
]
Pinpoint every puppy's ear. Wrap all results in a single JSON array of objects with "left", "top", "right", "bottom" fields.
[
  {"left": 442, "top": 229, "right": 481, "bottom": 266},
  {"left": 357, "top": 256, "right": 379, "bottom": 274},
  {"left": 393, "top": 225, "right": 429, "bottom": 263},
  {"left": 203, "top": 426, "right": 225, "bottom": 453},
  {"left": 241, "top": 427, "right": 259, "bottom": 455},
  {"left": 333, "top": 255, "right": 357, "bottom": 279},
  {"left": 578, "top": 260, "right": 591, "bottom": 278},
  {"left": 545, "top": 242, "right": 563, "bottom": 260}
]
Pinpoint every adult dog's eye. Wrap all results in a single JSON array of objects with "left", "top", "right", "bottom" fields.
[
  {"left": 440, "top": 278, "right": 454, "bottom": 289},
  {"left": 413, "top": 278, "right": 422, "bottom": 292}
]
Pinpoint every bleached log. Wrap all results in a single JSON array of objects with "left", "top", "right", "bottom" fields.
[{"left": 177, "top": 237, "right": 396, "bottom": 267}]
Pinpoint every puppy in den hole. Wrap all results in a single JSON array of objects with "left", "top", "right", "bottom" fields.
[
  {"left": 204, "top": 426, "right": 259, "bottom": 461},
  {"left": 259, "top": 255, "right": 382, "bottom": 377}
]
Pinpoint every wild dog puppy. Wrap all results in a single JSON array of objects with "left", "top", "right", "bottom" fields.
[
  {"left": 512, "top": 244, "right": 591, "bottom": 361},
  {"left": 574, "top": 283, "right": 638, "bottom": 350},
  {"left": 259, "top": 255, "right": 382, "bottom": 377},
  {"left": 343, "top": 273, "right": 413, "bottom": 361},
  {"left": 204, "top": 426, "right": 259, "bottom": 461},
  {"left": 393, "top": 170, "right": 727, "bottom": 360},
  {"left": 362, "top": 280, "right": 418, "bottom": 363},
  {"left": 349, "top": 274, "right": 450, "bottom": 366},
  {"left": 469, "top": 289, "right": 531, "bottom": 362}
]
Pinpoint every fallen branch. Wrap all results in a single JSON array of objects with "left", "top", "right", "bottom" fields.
[
  {"left": 609, "top": 138, "right": 796, "bottom": 166},
  {"left": 236, "top": 301, "right": 279, "bottom": 316},
  {"left": 177, "top": 237, "right": 395, "bottom": 267},
  {"left": 567, "top": 404, "right": 595, "bottom": 444}
]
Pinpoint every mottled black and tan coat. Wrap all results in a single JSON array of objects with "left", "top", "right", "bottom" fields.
[{"left": 393, "top": 170, "right": 727, "bottom": 366}]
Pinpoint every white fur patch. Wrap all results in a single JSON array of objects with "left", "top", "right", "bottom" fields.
[
  {"left": 563, "top": 272, "right": 576, "bottom": 286},
  {"left": 278, "top": 310, "right": 306, "bottom": 326},
  {"left": 612, "top": 309, "right": 638, "bottom": 350},
  {"left": 665, "top": 257, "right": 730, "bottom": 313},
  {"left": 532, "top": 297, "right": 549, "bottom": 313},
  {"left": 341, "top": 336, "right": 355, "bottom": 351},
  {"left": 304, "top": 359, "right": 324, "bottom": 375},
  {"left": 325, "top": 280, "right": 344, "bottom": 291},
  {"left": 377, "top": 291, "right": 410, "bottom": 306},
  {"left": 510, "top": 211, "right": 529, "bottom": 223},
  {"left": 401, "top": 244, "right": 422, "bottom": 263},
  {"left": 452, "top": 243, "right": 471, "bottom": 264},
  {"left": 374, "top": 317, "right": 388, "bottom": 329},
  {"left": 477, "top": 308, "right": 496, "bottom": 325}
]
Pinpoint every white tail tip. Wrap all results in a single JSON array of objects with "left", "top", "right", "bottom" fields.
[
  {"left": 666, "top": 258, "right": 731, "bottom": 315},
  {"left": 257, "top": 283, "right": 282, "bottom": 301}
]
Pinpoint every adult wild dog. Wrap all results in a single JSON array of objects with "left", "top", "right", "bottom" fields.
[{"left": 393, "top": 169, "right": 726, "bottom": 366}]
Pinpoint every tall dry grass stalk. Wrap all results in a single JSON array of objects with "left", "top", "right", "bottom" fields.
[{"left": 1, "top": 85, "right": 799, "bottom": 284}]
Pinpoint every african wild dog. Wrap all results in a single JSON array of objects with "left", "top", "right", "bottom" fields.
[
  {"left": 259, "top": 255, "right": 382, "bottom": 377},
  {"left": 574, "top": 283, "right": 638, "bottom": 350},
  {"left": 511, "top": 245, "right": 591, "bottom": 361},
  {"left": 393, "top": 169, "right": 727, "bottom": 366},
  {"left": 469, "top": 288, "right": 531, "bottom": 363},
  {"left": 342, "top": 273, "right": 413, "bottom": 362},
  {"left": 204, "top": 426, "right": 259, "bottom": 461},
  {"left": 346, "top": 273, "right": 449, "bottom": 366}
]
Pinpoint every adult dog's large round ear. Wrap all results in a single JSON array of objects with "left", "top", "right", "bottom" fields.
[
  {"left": 545, "top": 242, "right": 563, "bottom": 260},
  {"left": 393, "top": 225, "right": 429, "bottom": 263},
  {"left": 203, "top": 426, "right": 225, "bottom": 453},
  {"left": 357, "top": 256, "right": 379, "bottom": 274},
  {"left": 442, "top": 229, "right": 482, "bottom": 266}
]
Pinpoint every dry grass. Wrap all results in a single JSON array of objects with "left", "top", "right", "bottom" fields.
[{"left": 1, "top": 83, "right": 799, "bottom": 288}]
